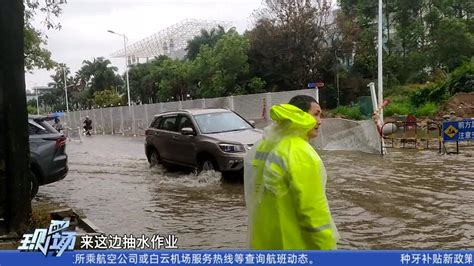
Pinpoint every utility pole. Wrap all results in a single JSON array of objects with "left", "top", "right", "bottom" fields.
[
  {"left": 63, "top": 67, "right": 69, "bottom": 112},
  {"left": 107, "top": 30, "right": 131, "bottom": 106},
  {"left": 378, "top": 0, "right": 384, "bottom": 122}
]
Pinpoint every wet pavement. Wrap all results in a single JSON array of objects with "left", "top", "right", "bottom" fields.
[{"left": 36, "top": 135, "right": 474, "bottom": 249}]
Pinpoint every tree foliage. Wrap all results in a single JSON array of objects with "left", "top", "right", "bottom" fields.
[
  {"left": 24, "top": 0, "right": 65, "bottom": 71},
  {"left": 192, "top": 30, "right": 260, "bottom": 97},
  {"left": 43, "top": 1, "right": 473, "bottom": 111},
  {"left": 338, "top": 0, "right": 474, "bottom": 86},
  {"left": 92, "top": 90, "right": 123, "bottom": 107},
  {"left": 128, "top": 57, "right": 162, "bottom": 104},
  {"left": 24, "top": 24, "right": 55, "bottom": 71},
  {"left": 127, "top": 30, "right": 265, "bottom": 103},
  {"left": 77, "top": 57, "right": 122, "bottom": 93},
  {"left": 185, "top": 26, "right": 227, "bottom": 60},
  {"left": 39, "top": 58, "right": 124, "bottom": 111},
  {"left": 247, "top": 0, "right": 332, "bottom": 92}
]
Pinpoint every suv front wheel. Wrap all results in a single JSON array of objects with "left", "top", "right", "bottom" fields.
[
  {"left": 197, "top": 156, "right": 218, "bottom": 174},
  {"left": 148, "top": 149, "right": 161, "bottom": 167}
]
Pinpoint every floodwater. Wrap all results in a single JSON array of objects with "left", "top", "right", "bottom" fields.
[{"left": 36, "top": 135, "right": 474, "bottom": 249}]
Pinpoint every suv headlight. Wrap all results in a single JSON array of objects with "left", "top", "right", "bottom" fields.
[{"left": 219, "top": 143, "right": 246, "bottom": 153}]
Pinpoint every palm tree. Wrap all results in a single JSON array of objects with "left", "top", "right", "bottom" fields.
[{"left": 77, "top": 57, "right": 121, "bottom": 93}]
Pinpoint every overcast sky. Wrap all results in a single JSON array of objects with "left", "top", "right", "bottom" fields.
[{"left": 25, "top": 0, "right": 265, "bottom": 90}]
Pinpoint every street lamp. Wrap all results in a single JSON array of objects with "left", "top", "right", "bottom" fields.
[
  {"left": 62, "top": 67, "right": 69, "bottom": 112},
  {"left": 107, "top": 30, "right": 131, "bottom": 107},
  {"left": 35, "top": 87, "right": 40, "bottom": 115}
]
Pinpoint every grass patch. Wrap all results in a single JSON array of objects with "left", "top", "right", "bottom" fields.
[
  {"left": 414, "top": 102, "right": 438, "bottom": 117},
  {"left": 332, "top": 105, "right": 363, "bottom": 120},
  {"left": 383, "top": 98, "right": 438, "bottom": 118},
  {"left": 30, "top": 203, "right": 52, "bottom": 229},
  {"left": 0, "top": 241, "right": 18, "bottom": 250},
  {"left": 384, "top": 101, "right": 413, "bottom": 117}
]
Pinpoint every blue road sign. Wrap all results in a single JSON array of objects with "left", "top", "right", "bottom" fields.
[
  {"left": 307, "top": 82, "right": 317, "bottom": 88},
  {"left": 442, "top": 119, "right": 474, "bottom": 142}
]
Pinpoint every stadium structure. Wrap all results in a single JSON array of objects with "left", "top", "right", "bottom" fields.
[{"left": 111, "top": 19, "right": 233, "bottom": 64}]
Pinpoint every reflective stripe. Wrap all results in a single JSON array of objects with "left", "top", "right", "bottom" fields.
[
  {"left": 255, "top": 151, "right": 287, "bottom": 171},
  {"left": 304, "top": 224, "right": 332, "bottom": 233},
  {"left": 266, "top": 153, "right": 286, "bottom": 171},
  {"left": 255, "top": 151, "right": 269, "bottom": 161}
]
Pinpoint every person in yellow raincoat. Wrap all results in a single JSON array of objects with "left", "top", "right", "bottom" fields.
[{"left": 244, "top": 95, "right": 339, "bottom": 250}]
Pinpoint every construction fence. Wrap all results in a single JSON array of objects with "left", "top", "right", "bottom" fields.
[{"left": 62, "top": 89, "right": 318, "bottom": 136}]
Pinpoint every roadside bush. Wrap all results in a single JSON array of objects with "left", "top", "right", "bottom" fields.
[
  {"left": 27, "top": 105, "right": 37, "bottom": 115},
  {"left": 445, "top": 61, "right": 474, "bottom": 95},
  {"left": 332, "top": 105, "right": 363, "bottom": 120},
  {"left": 410, "top": 85, "right": 436, "bottom": 106},
  {"left": 414, "top": 102, "right": 438, "bottom": 117},
  {"left": 410, "top": 61, "right": 473, "bottom": 106},
  {"left": 384, "top": 101, "right": 412, "bottom": 117}
]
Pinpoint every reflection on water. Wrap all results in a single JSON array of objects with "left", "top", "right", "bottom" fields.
[
  {"left": 37, "top": 136, "right": 474, "bottom": 249},
  {"left": 328, "top": 149, "right": 474, "bottom": 249}
]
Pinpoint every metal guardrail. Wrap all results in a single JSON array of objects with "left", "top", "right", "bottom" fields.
[{"left": 381, "top": 121, "right": 442, "bottom": 153}]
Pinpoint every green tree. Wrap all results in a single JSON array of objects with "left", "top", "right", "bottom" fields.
[
  {"left": 26, "top": 99, "right": 38, "bottom": 114},
  {"left": 247, "top": 0, "right": 332, "bottom": 91},
  {"left": 157, "top": 58, "right": 192, "bottom": 101},
  {"left": 39, "top": 90, "right": 62, "bottom": 112},
  {"left": 128, "top": 56, "right": 170, "bottom": 104},
  {"left": 27, "top": 105, "right": 37, "bottom": 115},
  {"left": 71, "top": 89, "right": 92, "bottom": 109},
  {"left": 192, "top": 30, "right": 261, "bottom": 97},
  {"left": 73, "top": 57, "right": 123, "bottom": 108},
  {"left": 24, "top": 0, "right": 65, "bottom": 71},
  {"left": 430, "top": 17, "right": 473, "bottom": 72},
  {"left": 185, "top": 26, "right": 227, "bottom": 60},
  {"left": 24, "top": 24, "right": 55, "bottom": 71},
  {"left": 246, "top": 77, "right": 267, "bottom": 94},
  {"left": 38, "top": 65, "right": 80, "bottom": 112},
  {"left": 338, "top": 0, "right": 474, "bottom": 86},
  {"left": 77, "top": 57, "right": 122, "bottom": 93},
  {"left": 92, "top": 90, "right": 123, "bottom": 107}
]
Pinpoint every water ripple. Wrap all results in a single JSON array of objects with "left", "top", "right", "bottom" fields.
[{"left": 37, "top": 136, "right": 474, "bottom": 249}]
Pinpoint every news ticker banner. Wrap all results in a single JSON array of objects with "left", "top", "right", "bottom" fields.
[
  {"left": 0, "top": 250, "right": 473, "bottom": 266},
  {"left": 2, "top": 220, "right": 472, "bottom": 266}
]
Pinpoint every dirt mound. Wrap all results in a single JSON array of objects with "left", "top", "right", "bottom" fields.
[{"left": 437, "top": 92, "right": 474, "bottom": 119}]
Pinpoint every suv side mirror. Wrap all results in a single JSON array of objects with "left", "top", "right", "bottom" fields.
[
  {"left": 248, "top": 120, "right": 256, "bottom": 127},
  {"left": 181, "top": 127, "right": 195, "bottom": 135}
]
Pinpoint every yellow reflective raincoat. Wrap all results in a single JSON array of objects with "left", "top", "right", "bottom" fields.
[{"left": 244, "top": 104, "right": 339, "bottom": 250}]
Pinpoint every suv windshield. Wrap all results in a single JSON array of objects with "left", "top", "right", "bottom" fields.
[{"left": 194, "top": 112, "right": 252, "bottom": 134}]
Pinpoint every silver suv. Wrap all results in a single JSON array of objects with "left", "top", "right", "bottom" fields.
[
  {"left": 29, "top": 115, "right": 68, "bottom": 198},
  {"left": 145, "top": 109, "right": 262, "bottom": 174}
]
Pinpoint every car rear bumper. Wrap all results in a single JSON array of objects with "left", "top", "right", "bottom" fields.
[
  {"left": 41, "top": 153, "right": 68, "bottom": 185},
  {"left": 41, "top": 165, "right": 68, "bottom": 185}
]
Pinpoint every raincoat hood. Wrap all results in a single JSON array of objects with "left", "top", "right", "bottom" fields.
[{"left": 266, "top": 104, "right": 317, "bottom": 139}]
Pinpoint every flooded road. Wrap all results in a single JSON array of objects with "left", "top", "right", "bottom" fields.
[{"left": 36, "top": 135, "right": 474, "bottom": 249}]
